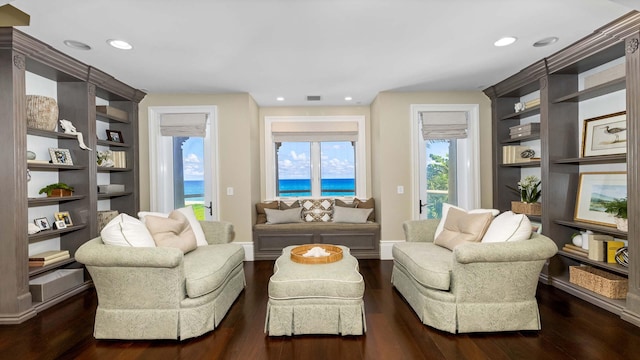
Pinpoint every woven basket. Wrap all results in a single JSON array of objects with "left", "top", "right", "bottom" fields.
[
  {"left": 290, "top": 244, "right": 343, "bottom": 264},
  {"left": 511, "top": 201, "right": 541, "bottom": 216},
  {"left": 569, "top": 265, "right": 628, "bottom": 299},
  {"left": 26, "top": 95, "right": 58, "bottom": 131}
]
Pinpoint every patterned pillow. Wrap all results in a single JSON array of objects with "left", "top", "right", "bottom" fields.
[{"left": 300, "top": 198, "right": 334, "bottom": 222}]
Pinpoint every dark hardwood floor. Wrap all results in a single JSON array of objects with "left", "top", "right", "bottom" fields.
[{"left": 2, "top": 260, "right": 639, "bottom": 360}]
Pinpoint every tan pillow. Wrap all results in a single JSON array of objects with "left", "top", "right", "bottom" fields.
[
  {"left": 434, "top": 207, "right": 493, "bottom": 250},
  {"left": 145, "top": 210, "right": 197, "bottom": 253},
  {"left": 335, "top": 199, "right": 357, "bottom": 208},
  {"left": 256, "top": 201, "right": 279, "bottom": 224},
  {"left": 354, "top": 198, "right": 375, "bottom": 222},
  {"left": 279, "top": 200, "right": 300, "bottom": 210}
]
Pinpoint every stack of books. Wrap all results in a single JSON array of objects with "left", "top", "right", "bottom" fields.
[
  {"left": 28, "top": 250, "right": 70, "bottom": 267},
  {"left": 524, "top": 98, "right": 540, "bottom": 109},
  {"left": 109, "top": 151, "right": 127, "bottom": 168},
  {"left": 502, "top": 145, "right": 537, "bottom": 164},
  {"left": 562, "top": 244, "right": 588, "bottom": 258}
]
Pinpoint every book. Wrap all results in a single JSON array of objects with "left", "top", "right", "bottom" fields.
[
  {"left": 28, "top": 250, "right": 70, "bottom": 261},
  {"left": 564, "top": 244, "right": 588, "bottom": 254},
  {"left": 607, "top": 241, "right": 625, "bottom": 263},
  {"left": 588, "top": 234, "right": 613, "bottom": 261},
  {"left": 28, "top": 253, "right": 70, "bottom": 267},
  {"left": 562, "top": 245, "right": 588, "bottom": 258},
  {"left": 502, "top": 145, "right": 531, "bottom": 164}
]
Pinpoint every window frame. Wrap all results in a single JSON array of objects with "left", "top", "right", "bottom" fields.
[{"left": 264, "top": 116, "right": 366, "bottom": 200}]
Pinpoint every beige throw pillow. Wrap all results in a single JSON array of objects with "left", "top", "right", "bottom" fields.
[
  {"left": 434, "top": 207, "right": 493, "bottom": 251},
  {"left": 145, "top": 210, "right": 197, "bottom": 253},
  {"left": 256, "top": 201, "right": 279, "bottom": 224}
]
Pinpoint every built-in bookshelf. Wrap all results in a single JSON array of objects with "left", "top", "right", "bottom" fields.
[{"left": 484, "top": 11, "right": 640, "bottom": 327}]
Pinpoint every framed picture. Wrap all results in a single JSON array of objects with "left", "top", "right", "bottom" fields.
[
  {"left": 106, "top": 130, "right": 123, "bottom": 143},
  {"left": 54, "top": 211, "right": 73, "bottom": 227},
  {"left": 574, "top": 172, "right": 627, "bottom": 227},
  {"left": 53, "top": 220, "right": 67, "bottom": 230},
  {"left": 34, "top": 217, "right": 50, "bottom": 231},
  {"left": 49, "top": 148, "right": 73, "bottom": 165},
  {"left": 582, "top": 111, "right": 626, "bottom": 157}
]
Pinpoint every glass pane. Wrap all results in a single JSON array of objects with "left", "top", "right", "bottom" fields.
[
  {"left": 276, "top": 142, "right": 311, "bottom": 197},
  {"left": 320, "top": 142, "right": 355, "bottom": 196},
  {"left": 173, "top": 136, "right": 206, "bottom": 220},
  {"left": 425, "top": 140, "right": 456, "bottom": 219}
]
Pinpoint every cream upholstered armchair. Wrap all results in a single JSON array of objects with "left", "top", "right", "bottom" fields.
[
  {"left": 76, "top": 220, "right": 245, "bottom": 340},
  {"left": 392, "top": 217, "right": 557, "bottom": 333}
]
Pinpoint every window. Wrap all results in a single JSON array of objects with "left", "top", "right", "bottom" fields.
[{"left": 265, "top": 116, "right": 366, "bottom": 199}]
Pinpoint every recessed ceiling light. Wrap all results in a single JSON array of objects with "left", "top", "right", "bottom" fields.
[
  {"left": 533, "top": 36, "right": 559, "bottom": 47},
  {"left": 494, "top": 36, "right": 517, "bottom": 47},
  {"left": 63, "top": 40, "right": 91, "bottom": 50},
  {"left": 107, "top": 39, "right": 133, "bottom": 50},
  {"left": 345, "top": 96, "right": 353, "bottom": 101},
  {"left": 276, "top": 97, "right": 285, "bottom": 101}
]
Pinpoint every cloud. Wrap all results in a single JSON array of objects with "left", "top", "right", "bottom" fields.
[{"left": 184, "top": 152, "right": 204, "bottom": 179}]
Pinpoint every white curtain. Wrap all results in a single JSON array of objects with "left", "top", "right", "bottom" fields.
[
  {"left": 160, "top": 113, "right": 207, "bottom": 137},
  {"left": 420, "top": 111, "right": 468, "bottom": 140}
]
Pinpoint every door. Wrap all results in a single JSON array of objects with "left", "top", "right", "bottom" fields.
[{"left": 149, "top": 106, "right": 218, "bottom": 220}]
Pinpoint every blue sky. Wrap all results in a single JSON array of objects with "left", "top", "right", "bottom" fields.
[
  {"left": 278, "top": 142, "right": 355, "bottom": 179},
  {"left": 182, "top": 137, "right": 204, "bottom": 181}
]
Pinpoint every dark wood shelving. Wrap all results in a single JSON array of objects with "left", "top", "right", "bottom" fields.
[
  {"left": 28, "top": 257, "right": 76, "bottom": 277},
  {"left": 553, "top": 77, "right": 626, "bottom": 103},
  {"left": 97, "top": 166, "right": 131, "bottom": 172},
  {"left": 27, "top": 163, "right": 85, "bottom": 171},
  {"left": 26, "top": 128, "right": 78, "bottom": 139},
  {"left": 554, "top": 154, "right": 626, "bottom": 164},
  {"left": 554, "top": 219, "right": 628, "bottom": 239},
  {"left": 96, "top": 111, "right": 130, "bottom": 124},
  {"left": 28, "top": 195, "right": 85, "bottom": 206},
  {"left": 500, "top": 105, "right": 540, "bottom": 121},
  {"left": 501, "top": 134, "right": 540, "bottom": 144},
  {"left": 557, "top": 250, "right": 628, "bottom": 276},
  {"left": 500, "top": 161, "right": 540, "bottom": 168},
  {"left": 28, "top": 224, "right": 88, "bottom": 242},
  {"left": 96, "top": 139, "right": 130, "bottom": 148},
  {"left": 98, "top": 191, "right": 132, "bottom": 199}
]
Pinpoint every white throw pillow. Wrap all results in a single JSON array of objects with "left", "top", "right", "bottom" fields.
[
  {"left": 332, "top": 206, "right": 373, "bottom": 223},
  {"left": 434, "top": 203, "right": 500, "bottom": 239},
  {"left": 138, "top": 206, "right": 208, "bottom": 246},
  {"left": 100, "top": 213, "right": 156, "bottom": 247},
  {"left": 482, "top": 211, "right": 532, "bottom": 243},
  {"left": 264, "top": 207, "right": 303, "bottom": 224}
]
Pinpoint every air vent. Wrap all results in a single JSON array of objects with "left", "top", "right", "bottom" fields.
[{"left": 306, "top": 95, "right": 321, "bottom": 101}]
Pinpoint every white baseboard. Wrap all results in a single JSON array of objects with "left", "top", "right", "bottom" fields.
[
  {"left": 380, "top": 240, "right": 404, "bottom": 260},
  {"left": 235, "top": 242, "right": 254, "bottom": 261}
]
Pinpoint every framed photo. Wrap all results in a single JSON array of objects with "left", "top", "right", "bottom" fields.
[
  {"left": 53, "top": 220, "right": 67, "bottom": 230},
  {"left": 49, "top": 148, "right": 73, "bottom": 165},
  {"left": 574, "top": 172, "right": 627, "bottom": 227},
  {"left": 106, "top": 130, "right": 123, "bottom": 143},
  {"left": 582, "top": 111, "right": 626, "bottom": 157},
  {"left": 54, "top": 211, "right": 73, "bottom": 227},
  {"left": 34, "top": 217, "right": 50, "bottom": 231}
]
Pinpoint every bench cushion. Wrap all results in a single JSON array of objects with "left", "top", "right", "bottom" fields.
[
  {"left": 392, "top": 242, "right": 453, "bottom": 291},
  {"left": 183, "top": 243, "right": 245, "bottom": 298},
  {"left": 269, "top": 246, "right": 364, "bottom": 300}
]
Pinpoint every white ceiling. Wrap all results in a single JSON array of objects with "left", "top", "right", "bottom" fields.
[{"left": 4, "top": 0, "right": 637, "bottom": 106}]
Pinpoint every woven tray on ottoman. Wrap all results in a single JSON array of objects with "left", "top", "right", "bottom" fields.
[{"left": 265, "top": 245, "right": 366, "bottom": 336}]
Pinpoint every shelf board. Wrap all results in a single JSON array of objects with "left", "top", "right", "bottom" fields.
[
  {"left": 554, "top": 154, "right": 626, "bottom": 164},
  {"left": 28, "top": 195, "right": 85, "bottom": 206},
  {"left": 31, "top": 281, "right": 93, "bottom": 313},
  {"left": 96, "top": 111, "right": 130, "bottom": 124},
  {"left": 554, "top": 219, "right": 627, "bottom": 239},
  {"left": 552, "top": 77, "right": 626, "bottom": 103},
  {"left": 27, "top": 163, "right": 85, "bottom": 171},
  {"left": 26, "top": 128, "right": 78, "bottom": 139},
  {"left": 97, "top": 166, "right": 131, "bottom": 172},
  {"left": 98, "top": 191, "right": 132, "bottom": 199},
  {"left": 28, "top": 224, "right": 87, "bottom": 242},
  {"left": 557, "top": 250, "right": 628, "bottom": 276},
  {"left": 501, "top": 134, "right": 540, "bottom": 144},
  {"left": 500, "top": 161, "right": 540, "bottom": 168},
  {"left": 96, "top": 139, "right": 130, "bottom": 148},
  {"left": 549, "top": 273, "right": 626, "bottom": 315},
  {"left": 28, "top": 257, "right": 76, "bottom": 277},
  {"left": 500, "top": 105, "right": 540, "bottom": 121}
]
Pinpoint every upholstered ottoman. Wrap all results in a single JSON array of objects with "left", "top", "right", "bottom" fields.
[{"left": 264, "top": 245, "right": 366, "bottom": 336}]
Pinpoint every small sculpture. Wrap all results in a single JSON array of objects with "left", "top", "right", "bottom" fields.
[
  {"left": 28, "top": 223, "right": 40, "bottom": 235},
  {"left": 59, "top": 119, "right": 91, "bottom": 151},
  {"left": 303, "top": 246, "right": 330, "bottom": 258}
]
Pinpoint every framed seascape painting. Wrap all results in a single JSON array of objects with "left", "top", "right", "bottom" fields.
[
  {"left": 574, "top": 172, "right": 627, "bottom": 227},
  {"left": 582, "top": 111, "right": 626, "bottom": 157}
]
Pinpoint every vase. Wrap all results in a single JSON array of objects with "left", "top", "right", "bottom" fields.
[
  {"left": 615, "top": 217, "right": 628, "bottom": 232},
  {"left": 511, "top": 201, "right": 541, "bottom": 216}
]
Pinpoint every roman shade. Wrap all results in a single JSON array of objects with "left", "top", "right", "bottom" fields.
[
  {"left": 272, "top": 121, "right": 358, "bottom": 142},
  {"left": 160, "top": 113, "right": 207, "bottom": 137},
  {"left": 420, "top": 111, "right": 468, "bottom": 140}
]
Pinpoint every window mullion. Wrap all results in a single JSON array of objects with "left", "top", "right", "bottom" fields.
[{"left": 311, "top": 142, "right": 321, "bottom": 197}]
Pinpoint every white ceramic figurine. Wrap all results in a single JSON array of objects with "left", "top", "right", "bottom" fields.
[{"left": 59, "top": 119, "right": 91, "bottom": 150}]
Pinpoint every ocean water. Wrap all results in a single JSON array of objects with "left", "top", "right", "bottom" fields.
[
  {"left": 279, "top": 178, "right": 355, "bottom": 196},
  {"left": 183, "top": 178, "right": 355, "bottom": 199}
]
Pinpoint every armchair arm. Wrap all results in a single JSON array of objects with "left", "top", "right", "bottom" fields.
[
  {"left": 402, "top": 219, "right": 440, "bottom": 243},
  {"left": 75, "top": 238, "right": 183, "bottom": 268},
  {"left": 199, "top": 220, "right": 235, "bottom": 244},
  {"left": 453, "top": 233, "right": 558, "bottom": 264}
]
